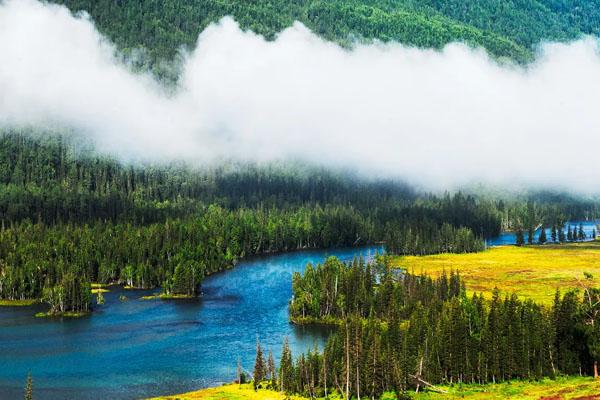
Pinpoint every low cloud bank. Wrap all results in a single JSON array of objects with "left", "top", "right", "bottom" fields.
[{"left": 1, "top": 0, "right": 600, "bottom": 192}]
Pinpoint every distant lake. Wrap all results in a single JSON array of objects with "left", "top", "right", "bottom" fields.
[
  {"left": 486, "top": 220, "right": 599, "bottom": 246},
  {"left": 0, "top": 246, "right": 382, "bottom": 400}
]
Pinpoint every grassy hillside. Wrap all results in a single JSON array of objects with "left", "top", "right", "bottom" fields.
[
  {"left": 47, "top": 0, "right": 600, "bottom": 81},
  {"left": 149, "top": 377, "right": 600, "bottom": 399},
  {"left": 392, "top": 240, "right": 600, "bottom": 303}
]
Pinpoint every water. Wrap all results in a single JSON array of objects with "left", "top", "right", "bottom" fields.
[
  {"left": 486, "top": 220, "right": 599, "bottom": 246},
  {"left": 0, "top": 246, "right": 382, "bottom": 400}
]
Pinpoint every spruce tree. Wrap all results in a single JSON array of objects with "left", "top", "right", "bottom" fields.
[
  {"left": 567, "top": 225, "right": 573, "bottom": 241},
  {"left": 528, "top": 226, "right": 534, "bottom": 244},
  {"left": 279, "top": 337, "right": 293, "bottom": 393},
  {"left": 559, "top": 225, "right": 566, "bottom": 243},
  {"left": 551, "top": 225, "right": 557, "bottom": 242},
  {"left": 253, "top": 338, "right": 266, "bottom": 389},
  {"left": 539, "top": 225, "right": 547, "bottom": 244},
  {"left": 24, "top": 373, "right": 32, "bottom": 400},
  {"left": 516, "top": 228, "right": 525, "bottom": 246},
  {"left": 267, "top": 349, "right": 277, "bottom": 388},
  {"left": 578, "top": 224, "right": 585, "bottom": 241}
]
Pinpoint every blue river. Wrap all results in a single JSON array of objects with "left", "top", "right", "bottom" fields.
[
  {"left": 1, "top": 221, "right": 597, "bottom": 399},
  {"left": 0, "top": 246, "right": 382, "bottom": 400}
]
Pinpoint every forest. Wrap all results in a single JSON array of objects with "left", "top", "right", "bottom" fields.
[
  {"left": 250, "top": 256, "right": 600, "bottom": 398},
  {"left": 0, "top": 129, "right": 598, "bottom": 314},
  {"left": 47, "top": 0, "right": 600, "bottom": 82}
]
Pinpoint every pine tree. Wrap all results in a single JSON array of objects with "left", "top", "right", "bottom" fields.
[
  {"left": 253, "top": 338, "right": 266, "bottom": 389},
  {"left": 559, "top": 226, "right": 566, "bottom": 243},
  {"left": 24, "top": 373, "right": 33, "bottom": 400},
  {"left": 567, "top": 225, "right": 573, "bottom": 241},
  {"left": 539, "top": 225, "right": 547, "bottom": 244},
  {"left": 279, "top": 337, "right": 294, "bottom": 393},
  {"left": 551, "top": 225, "right": 557, "bottom": 242},
  {"left": 528, "top": 226, "right": 534, "bottom": 244},
  {"left": 267, "top": 349, "right": 277, "bottom": 388},
  {"left": 516, "top": 228, "right": 525, "bottom": 246},
  {"left": 578, "top": 224, "right": 585, "bottom": 241}
]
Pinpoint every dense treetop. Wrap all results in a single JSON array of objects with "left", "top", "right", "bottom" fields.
[{"left": 49, "top": 0, "right": 600, "bottom": 81}]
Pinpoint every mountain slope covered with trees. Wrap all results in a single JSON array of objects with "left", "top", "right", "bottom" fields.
[{"left": 49, "top": 0, "right": 600, "bottom": 81}]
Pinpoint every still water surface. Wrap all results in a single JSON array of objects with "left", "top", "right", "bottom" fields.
[
  {"left": 486, "top": 220, "right": 598, "bottom": 246},
  {"left": 0, "top": 246, "right": 381, "bottom": 399}
]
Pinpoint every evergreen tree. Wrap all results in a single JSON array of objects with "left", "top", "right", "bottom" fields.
[
  {"left": 528, "top": 226, "right": 534, "bottom": 244},
  {"left": 578, "top": 224, "right": 585, "bottom": 241},
  {"left": 551, "top": 225, "right": 557, "bottom": 242},
  {"left": 516, "top": 228, "right": 525, "bottom": 246},
  {"left": 539, "top": 225, "right": 547, "bottom": 244},
  {"left": 559, "top": 225, "right": 566, "bottom": 243},
  {"left": 253, "top": 338, "right": 266, "bottom": 389},
  {"left": 567, "top": 225, "right": 573, "bottom": 241},
  {"left": 267, "top": 349, "right": 277, "bottom": 388},
  {"left": 279, "top": 337, "right": 294, "bottom": 393}
]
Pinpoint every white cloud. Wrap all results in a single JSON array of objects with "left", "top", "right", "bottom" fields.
[{"left": 1, "top": 0, "right": 600, "bottom": 192}]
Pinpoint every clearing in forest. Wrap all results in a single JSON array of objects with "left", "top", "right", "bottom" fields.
[{"left": 392, "top": 240, "right": 600, "bottom": 304}]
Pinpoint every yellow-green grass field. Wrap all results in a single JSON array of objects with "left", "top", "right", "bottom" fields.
[
  {"left": 0, "top": 298, "right": 38, "bottom": 306},
  {"left": 148, "top": 383, "right": 307, "bottom": 400},
  {"left": 148, "top": 378, "right": 600, "bottom": 400},
  {"left": 419, "top": 377, "right": 600, "bottom": 399},
  {"left": 392, "top": 241, "right": 600, "bottom": 304}
]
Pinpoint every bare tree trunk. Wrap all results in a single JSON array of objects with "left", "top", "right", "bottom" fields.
[
  {"left": 323, "top": 352, "right": 328, "bottom": 399},
  {"left": 345, "top": 322, "right": 350, "bottom": 400}
]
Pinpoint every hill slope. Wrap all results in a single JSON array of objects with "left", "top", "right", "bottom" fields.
[{"left": 48, "top": 0, "right": 600, "bottom": 80}]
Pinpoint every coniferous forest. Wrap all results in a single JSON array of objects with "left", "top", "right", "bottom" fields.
[
  {"left": 270, "top": 257, "right": 600, "bottom": 397},
  {"left": 48, "top": 0, "right": 600, "bottom": 82},
  {"left": 3, "top": 1, "right": 600, "bottom": 398},
  {"left": 1, "top": 130, "right": 597, "bottom": 315}
]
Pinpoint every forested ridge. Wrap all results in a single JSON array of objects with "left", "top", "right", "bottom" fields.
[
  {"left": 0, "top": 130, "right": 493, "bottom": 313},
  {"left": 48, "top": 0, "right": 600, "bottom": 81},
  {"left": 256, "top": 256, "right": 600, "bottom": 398},
  {"left": 1, "top": 130, "right": 599, "bottom": 314}
]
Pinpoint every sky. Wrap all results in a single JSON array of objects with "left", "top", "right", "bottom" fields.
[{"left": 1, "top": 0, "right": 600, "bottom": 192}]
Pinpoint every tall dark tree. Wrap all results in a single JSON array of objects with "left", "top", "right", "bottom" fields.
[
  {"left": 578, "top": 224, "right": 586, "bottom": 241},
  {"left": 516, "top": 227, "right": 525, "bottom": 246},
  {"left": 551, "top": 225, "right": 557, "bottom": 242},
  {"left": 559, "top": 225, "right": 566, "bottom": 243},
  {"left": 539, "top": 225, "right": 547, "bottom": 244},
  {"left": 253, "top": 338, "right": 266, "bottom": 389},
  {"left": 267, "top": 349, "right": 277, "bottom": 388},
  {"left": 279, "top": 337, "right": 294, "bottom": 394}
]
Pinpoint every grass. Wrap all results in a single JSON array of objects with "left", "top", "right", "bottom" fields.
[
  {"left": 392, "top": 241, "right": 600, "bottom": 304},
  {"left": 139, "top": 293, "right": 197, "bottom": 300},
  {"left": 0, "top": 299, "right": 38, "bottom": 306},
  {"left": 149, "top": 378, "right": 600, "bottom": 400},
  {"left": 148, "top": 383, "right": 309, "bottom": 400},
  {"left": 34, "top": 311, "right": 90, "bottom": 318},
  {"left": 416, "top": 376, "right": 600, "bottom": 399}
]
